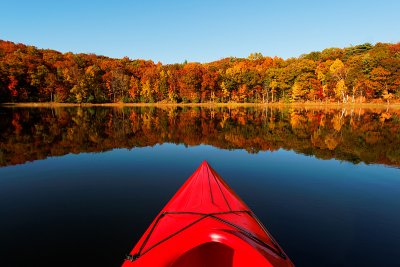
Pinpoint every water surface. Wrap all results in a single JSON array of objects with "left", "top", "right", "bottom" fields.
[{"left": 0, "top": 107, "right": 399, "bottom": 267}]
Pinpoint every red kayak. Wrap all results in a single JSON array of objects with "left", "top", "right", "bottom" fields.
[{"left": 122, "top": 161, "right": 294, "bottom": 267}]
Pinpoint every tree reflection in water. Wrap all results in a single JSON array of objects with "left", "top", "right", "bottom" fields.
[{"left": 0, "top": 106, "right": 399, "bottom": 167}]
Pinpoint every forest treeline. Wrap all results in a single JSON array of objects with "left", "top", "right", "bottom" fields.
[
  {"left": 1, "top": 40, "right": 400, "bottom": 104},
  {"left": 1, "top": 107, "right": 399, "bottom": 167}
]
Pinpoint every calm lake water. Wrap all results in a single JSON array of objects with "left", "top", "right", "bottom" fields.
[{"left": 0, "top": 106, "right": 399, "bottom": 267}]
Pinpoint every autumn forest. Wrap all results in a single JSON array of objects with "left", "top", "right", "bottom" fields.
[{"left": 0, "top": 40, "right": 399, "bottom": 104}]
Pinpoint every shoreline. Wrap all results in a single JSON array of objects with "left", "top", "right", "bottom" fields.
[{"left": 1, "top": 102, "right": 399, "bottom": 109}]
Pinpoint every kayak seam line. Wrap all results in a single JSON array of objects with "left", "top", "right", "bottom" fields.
[
  {"left": 211, "top": 169, "right": 232, "bottom": 211},
  {"left": 136, "top": 212, "right": 167, "bottom": 256},
  {"left": 248, "top": 211, "right": 286, "bottom": 258},
  {"left": 184, "top": 168, "right": 201, "bottom": 211},
  {"left": 207, "top": 167, "right": 214, "bottom": 205}
]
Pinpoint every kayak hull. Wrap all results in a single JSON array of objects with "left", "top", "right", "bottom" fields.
[{"left": 122, "top": 161, "right": 294, "bottom": 267}]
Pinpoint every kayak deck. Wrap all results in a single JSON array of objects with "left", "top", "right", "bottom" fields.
[{"left": 122, "top": 161, "right": 294, "bottom": 267}]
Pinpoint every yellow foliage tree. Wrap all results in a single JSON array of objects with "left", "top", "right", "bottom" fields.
[{"left": 334, "top": 79, "right": 348, "bottom": 102}]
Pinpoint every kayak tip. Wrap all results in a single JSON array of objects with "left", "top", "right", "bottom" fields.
[
  {"left": 199, "top": 160, "right": 213, "bottom": 170},
  {"left": 201, "top": 160, "right": 209, "bottom": 166}
]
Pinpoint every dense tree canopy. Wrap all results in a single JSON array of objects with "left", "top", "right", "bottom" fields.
[{"left": 0, "top": 40, "right": 399, "bottom": 103}]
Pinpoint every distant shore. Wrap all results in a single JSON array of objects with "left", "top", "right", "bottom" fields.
[{"left": 1, "top": 102, "right": 400, "bottom": 109}]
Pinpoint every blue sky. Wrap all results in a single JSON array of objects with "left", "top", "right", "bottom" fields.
[{"left": 1, "top": 0, "right": 399, "bottom": 63}]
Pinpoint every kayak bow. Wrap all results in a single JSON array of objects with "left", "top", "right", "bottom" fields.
[{"left": 122, "top": 161, "right": 294, "bottom": 267}]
